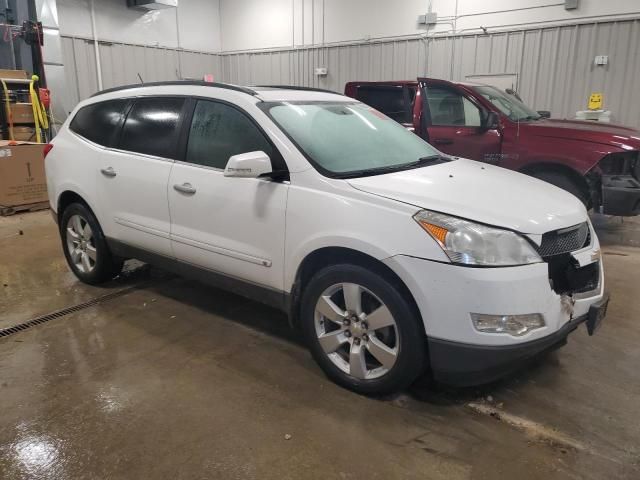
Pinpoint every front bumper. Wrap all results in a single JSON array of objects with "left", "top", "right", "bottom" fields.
[
  {"left": 383, "top": 238, "right": 605, "bottom": 385},
  {"left": 428, "top": 293, "right": 608, "bottom": 386},
  {"left": 601, "top": 175, "right": 640, "bottom": 216}
]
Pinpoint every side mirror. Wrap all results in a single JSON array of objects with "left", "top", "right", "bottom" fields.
[
  {"left": 537, "top": 110, "right": 551, "bottom": 119},
  {"left": 481, "top": 111, "right": 500, "bottom": 131},
  {"left": 224, "top": 151, "right": 272, "bottom": 178}
]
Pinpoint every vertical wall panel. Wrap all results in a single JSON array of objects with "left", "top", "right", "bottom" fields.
[
  {"left": 60, "top": 37, "right": 82, "bottom": 113},
  {"left": 59, "top": 36, "right": 222, "bottom": 114}
]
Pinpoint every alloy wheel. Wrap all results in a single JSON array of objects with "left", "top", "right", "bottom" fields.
[
  {"left": 314, "top": 282, "right": 399, "bottom": 380},
  {"left": 65, "top": 214, "right": 97, "bottom": 273}
]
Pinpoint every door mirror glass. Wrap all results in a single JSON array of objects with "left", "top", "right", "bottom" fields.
[
  {"left": 481, "top": 111, "right": 500, "bottom": 131},
  {"left": 224, "top": 151, "right": 273, "bottom": 178}
]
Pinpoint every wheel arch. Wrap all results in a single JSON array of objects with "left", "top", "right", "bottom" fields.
[
  {"left": 519, "top": 161, "right": 592, "bottom": 205},
  {"left": 56, "top": 189, "right": 98, "bottom": 224},
  {"left": 288, "top": 246, "right": 423, "bottom": 333}
]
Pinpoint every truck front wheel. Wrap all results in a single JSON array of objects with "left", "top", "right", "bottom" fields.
[{"left": 530, "top": 171, "right": 589, "bottom": 207}]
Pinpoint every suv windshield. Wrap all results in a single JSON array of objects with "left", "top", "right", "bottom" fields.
[
  {"left": 261, "top": 101, "right": 444, "bottom": 178},
  {"left": 472, "top": 86, "right": 541, "bottom": 122}
]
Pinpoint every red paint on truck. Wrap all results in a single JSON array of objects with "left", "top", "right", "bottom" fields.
[{"left": 345, "top": 78, "right": 640, "bottom": 216}]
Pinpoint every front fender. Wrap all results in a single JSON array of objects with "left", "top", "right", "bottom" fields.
[
  {"left": 285, "top": 234, "right": 396, "bottom": 291},
  {"left": 503, "top": 132, "right": 620, "bottom": 175}
]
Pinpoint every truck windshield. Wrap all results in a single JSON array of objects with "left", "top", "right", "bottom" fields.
[
  {"left": 472, "top": 86, "right": 541, "bottom": 122},
  {"left": 261, "top": 101, "right": 444, "bottom": 178}
]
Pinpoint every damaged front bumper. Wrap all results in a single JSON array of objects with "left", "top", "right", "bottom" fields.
[
  {"left": 428, "top": 292, "right": 609, "bottom": 386},
  {"left": 383, "top": 226, "right": 606, "bottom": 386}
]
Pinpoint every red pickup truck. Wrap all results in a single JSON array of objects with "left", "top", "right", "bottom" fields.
[{"left": 345, "top": 78, "right": 640, "bottom": 216}]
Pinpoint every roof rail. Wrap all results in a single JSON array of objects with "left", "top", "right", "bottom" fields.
[
  {"left": 90, "top": 80, "right": 258, "bottom": 98},
  {"left": 254, "top": 85, "right": 340, "bottom": 95}
]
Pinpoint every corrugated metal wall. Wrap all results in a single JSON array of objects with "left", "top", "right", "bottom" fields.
[
  {"left": 58, "top": 19, "right": 640, "bottom": 128},
  {"left": 219, "top": 19, "right": 640, "bottom": 128},
  {"left": 58, "top": 35, "right": 221, "bottom": 117}
]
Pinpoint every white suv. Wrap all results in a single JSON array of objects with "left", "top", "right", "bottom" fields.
[{"left": 45, "top": 82, "right": 608, "bottom": 394}]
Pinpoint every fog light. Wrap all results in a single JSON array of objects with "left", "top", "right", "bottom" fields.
[{"left": 471, "top": 313, "right": 545, "bottom": 336}]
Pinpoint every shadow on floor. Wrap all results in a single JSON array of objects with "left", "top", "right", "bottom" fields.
[{"left": 133, "top": 264, "right": 562, "bottom": 406}]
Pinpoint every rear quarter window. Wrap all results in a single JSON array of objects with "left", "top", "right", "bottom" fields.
[
  {"left": 355, "top": 85, "right": 412, "bottom": 123},
  {"left": 69, "top": 99, "right": 130, "bottom": 147}
]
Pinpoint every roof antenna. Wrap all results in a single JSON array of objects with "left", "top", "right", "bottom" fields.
[{"left": 137, "top": 73, "right": 144, "bottom": 85}]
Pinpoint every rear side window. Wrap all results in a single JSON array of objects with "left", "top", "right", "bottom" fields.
[
  {"left": 185, "top": 100, "right": 275, "bottom": 169},
  {"left": 355, "top": 85, "right": 411, "bottom": 123},
  {"left": 69, "top": 99, "right": 129, "bottom": 147},
  {"left": 119, "top": 97, "right": 185, "bottom": 159}
]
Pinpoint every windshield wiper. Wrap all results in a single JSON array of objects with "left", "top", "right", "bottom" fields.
[
  {"left": 340, "top": 155, "right": 449, "bottom": 179},
  {"left": 415, "top": 154, "right": 449, "bottom": 165}
]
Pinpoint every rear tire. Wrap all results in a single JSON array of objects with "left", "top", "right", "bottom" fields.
[
  {"left": 301, "top": 263, "right": 426, "bottom": 395},
  {"left": 60, "top": 202, "right": 123, "bottom": 285},
  {"left": 530, "top": 171, "right": 589, "bottom": 207}
]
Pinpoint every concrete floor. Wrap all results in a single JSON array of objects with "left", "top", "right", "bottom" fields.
[{"left": 0, "top": 211, "right": 639, "bottom": 479}]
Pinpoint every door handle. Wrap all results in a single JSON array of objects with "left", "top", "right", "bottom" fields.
[
  {"left": 433, "top": 138, "right": 453, "bottom": 145},
  {"left": 173, "top": 182, "right": 196, "bottom": 195},
  {"left": 100, "top": 167, "right": 117, "bottom": 177}
]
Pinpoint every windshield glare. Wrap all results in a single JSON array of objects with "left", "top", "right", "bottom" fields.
[
  {"left": 472, "top": 86, "right": 541, "bottom": 122},
  {"left": 263, "top": 101, "right": 441, "bottom": 177}
]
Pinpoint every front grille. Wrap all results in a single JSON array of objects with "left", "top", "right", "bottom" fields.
[
  {"left": 538, "top": 222, "right": 590, "bottom": 258},
  {"left": 547, "top": 254, "right": 599, "bottom": 295}
]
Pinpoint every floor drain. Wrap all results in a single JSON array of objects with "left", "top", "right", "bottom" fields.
[{"left": 0, "top": 285, "right": 140, "bottom": 338}]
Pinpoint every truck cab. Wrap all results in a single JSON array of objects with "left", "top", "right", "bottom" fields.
[{"left": 345, "top": 78, "right": 640, "bottom": 216}]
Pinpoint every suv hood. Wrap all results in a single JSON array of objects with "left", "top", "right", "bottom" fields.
[
  {"left": 347, "top": 159, "right": 586, "bottom": 235},
  {"left": 523, "top": 119, "right": 640, "bottom": 150}
]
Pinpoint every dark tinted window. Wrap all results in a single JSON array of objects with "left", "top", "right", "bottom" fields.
[
  {"left": 186, "top": 100, "right": 274, "bottom": 169},
  {"left": 120, "top": 97, "right": 185, "bottom": 158},
  {"left": 69, "top": 99, "right": 129, "bottom": 147},
  {"left": 355, "top": 85, "right": 410, "bottom": 123}
]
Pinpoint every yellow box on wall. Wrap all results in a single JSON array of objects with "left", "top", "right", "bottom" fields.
[{"left": 588, "top": 93, "right": 603, "bottom": 110}]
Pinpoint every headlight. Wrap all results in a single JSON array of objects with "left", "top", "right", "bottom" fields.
[{"left": 414, "top": 210, "right": 542, "bottom": 266}]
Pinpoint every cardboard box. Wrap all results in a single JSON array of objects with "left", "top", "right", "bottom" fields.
[
  {"left": 2, "top": 127, "right": 36, "bottom": 142},
  {"left": 10, "top": 103, "right": 34, "bottom": 124},
  {"left": 0, "top": 69, "right": 28, "bottom": 80},
  {"left": 0, "top": 141, "right": 48, "bottom": 207}
]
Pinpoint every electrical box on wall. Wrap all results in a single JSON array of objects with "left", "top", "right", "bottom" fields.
[
  {"left": 314, "top": 67, "right": 328, "bottom": 76},
  {"left": 418, "top": 12, "right": 438, "bottom": 25},
  {"left": 565, "top": 0, "right": 579, "bottom": 10},
  {"left": 127, "top": 0, "right": 178, "bottom": 11}
]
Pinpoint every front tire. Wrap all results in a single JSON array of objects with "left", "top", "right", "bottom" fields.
[
  {"left": 530, "top": 171, "right": 589, "bottom": 207},
  {"left": 301, "top": 264, "right": 426, "bottom": 395},
  {"left": 60, "top": 202, "right": 123, "bottom": 284}
]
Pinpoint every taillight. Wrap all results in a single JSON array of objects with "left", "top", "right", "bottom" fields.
[{"left": 43, "top": 143, "right": 54, "bottom": 158}]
